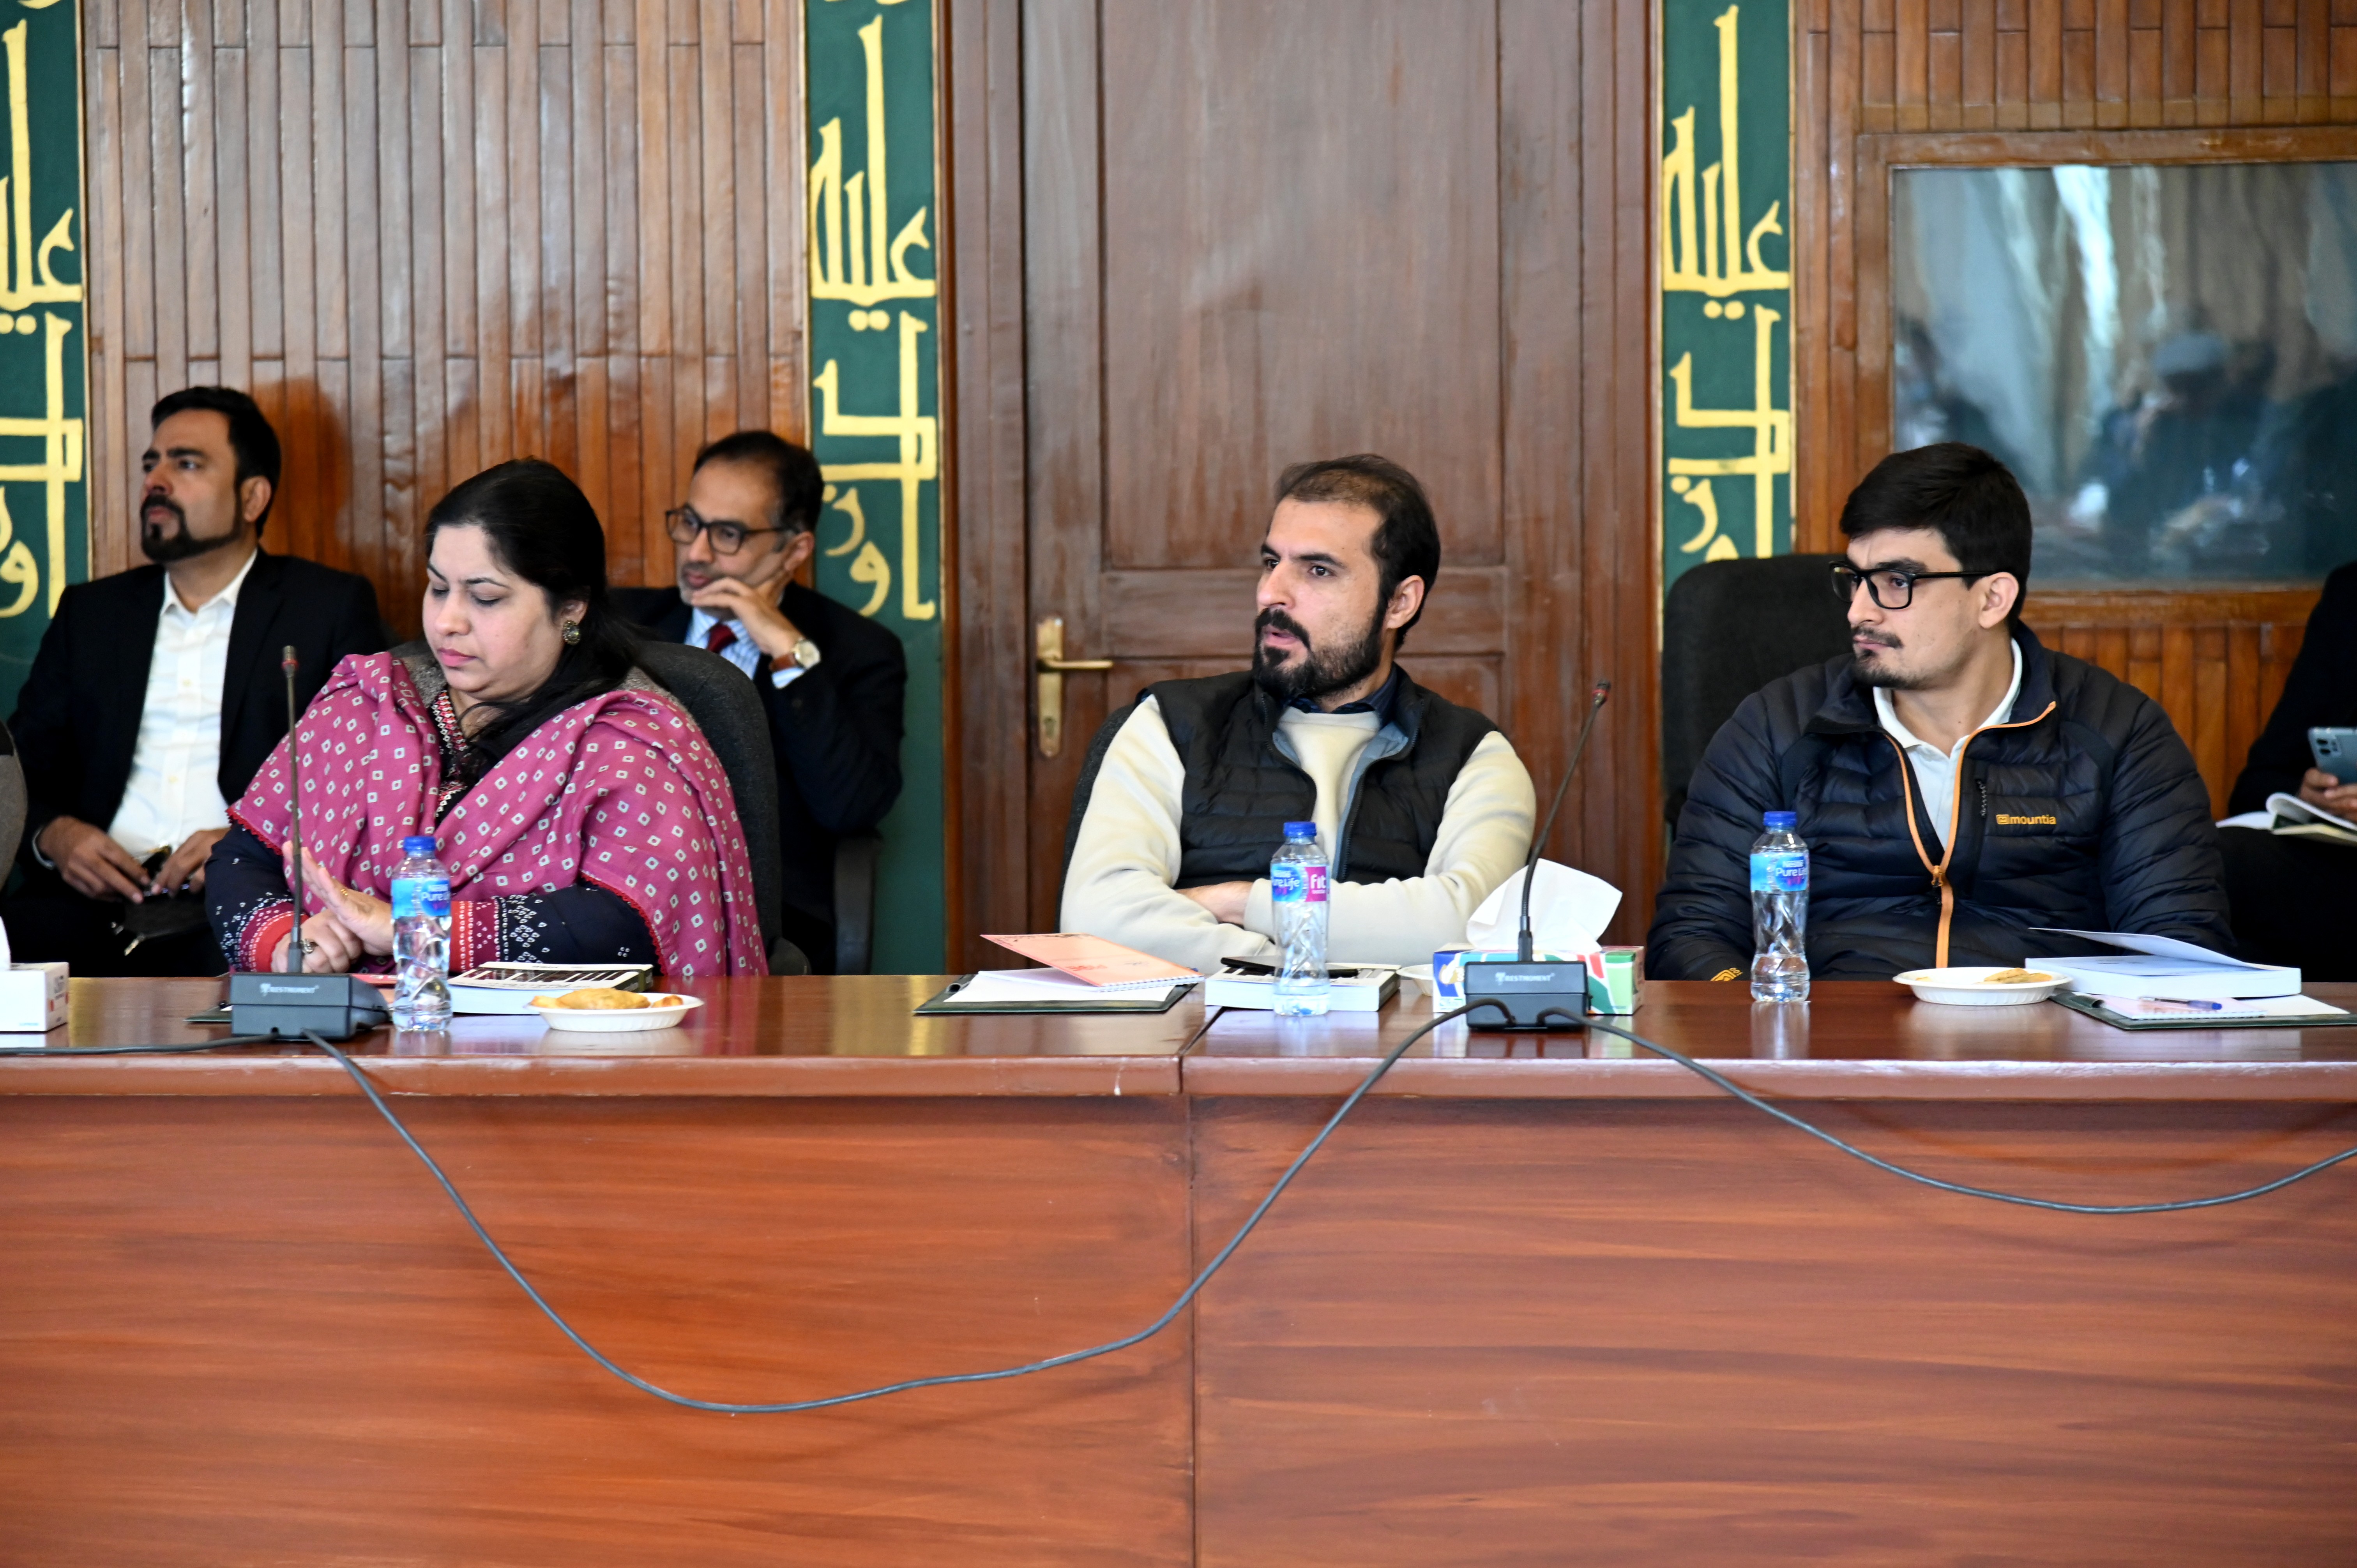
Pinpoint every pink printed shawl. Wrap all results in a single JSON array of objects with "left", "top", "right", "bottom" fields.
[{"left": 231, "top": 651, "right": 768, "bottom": 978}]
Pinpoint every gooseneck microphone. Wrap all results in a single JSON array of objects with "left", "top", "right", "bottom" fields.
[
  {"left": 1463, "top": 677, "right": 1611, "bottom": 1030},
  {"left": 282, "top": 646, "right": 305, "bottom": 973},
  {"left": 230, "top": 648, "right": 388, "bottom": 1038},
  {"left": 1516, "top": 679, "right": 1612, "bottom": 963}
]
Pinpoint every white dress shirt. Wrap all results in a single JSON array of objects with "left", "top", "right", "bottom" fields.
[
  {"left": 685, "top": 604, "right": 806, "bottom": 689},
  {"left": 1872, "top": 639, "right": 2024, "bottom": 851},
  {"left": 106, "top": 547, "right": 260, "bottom": 857}
]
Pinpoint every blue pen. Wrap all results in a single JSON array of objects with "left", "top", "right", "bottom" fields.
[{"left": 2150, "top": 996, "right": 2226, "bottom": 1012}]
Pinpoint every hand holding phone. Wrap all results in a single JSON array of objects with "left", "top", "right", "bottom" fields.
[{"left": 2309, "top": 727, "right": 2357, "bottom": 785}]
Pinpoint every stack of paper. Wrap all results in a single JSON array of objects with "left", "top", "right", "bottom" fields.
[{"left": 2030, "top": 929, "right": 2298, "bottom": 1001}]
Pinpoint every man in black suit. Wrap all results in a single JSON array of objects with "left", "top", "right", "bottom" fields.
[
  {"left": 4, "top": 387, "right": 385, "bottom": 975},
  {"left": 613, "top": 431, "right": 905, "bottom": 972}
]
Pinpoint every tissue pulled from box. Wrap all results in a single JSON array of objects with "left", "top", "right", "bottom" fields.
[{"left": 1463, "top": 861, "right": 1621, "bottom": 955}]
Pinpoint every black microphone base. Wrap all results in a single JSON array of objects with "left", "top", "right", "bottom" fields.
[
  {"left": 1460, "top": 961, "right": 1590, "bottom": 1031},
  {"left": 228, "top": 972, "right": 392, "bottom": 1041}
]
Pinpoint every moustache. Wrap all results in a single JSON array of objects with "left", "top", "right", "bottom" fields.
[
  {"left": 1852, "top": 630, "right": 1901, "bottom": 650},
  {"left": 140, "top": 494, "right": 185, "bottom": 530},
  {"left": 1254, "top": 607, "right": 1312, "bottom": 652}
]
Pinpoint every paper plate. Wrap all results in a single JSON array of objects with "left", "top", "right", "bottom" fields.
[
  {"left": 1892, "top": 967, "right": 2071, "bottom": 1007},
  {"left": 529, "top": 994, "right": 703, "bottom": 1032}
]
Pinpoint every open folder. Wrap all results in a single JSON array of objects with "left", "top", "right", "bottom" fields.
[{"left": 915, "top": 934, "right": 1203, "bottom": 1015}]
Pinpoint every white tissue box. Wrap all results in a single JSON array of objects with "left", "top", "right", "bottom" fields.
[{"left": 0, "top": 962, "right": 68, "bottom": 1032}]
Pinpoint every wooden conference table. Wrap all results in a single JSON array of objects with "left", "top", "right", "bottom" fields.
[{"left": 4, "top": 977, "right": 2355, "bottom": 1566}]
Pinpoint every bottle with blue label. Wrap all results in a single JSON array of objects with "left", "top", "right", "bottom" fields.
[
  {"left": 390, "top": 834, "right": 454, "bottom": 1030},
  {"left": 1749, "top": 810, "right": 1810, "bottom": 1003},
  {"left": 1269, "top": 821, "right": 1331, "bottom": 1017}
]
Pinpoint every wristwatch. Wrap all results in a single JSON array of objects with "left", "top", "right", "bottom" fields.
[{"left": 789, "top": 637, "right": 822, "bottom": 670}]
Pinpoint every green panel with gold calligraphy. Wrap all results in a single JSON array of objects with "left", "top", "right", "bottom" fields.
[
  {"left": 0, "top": 0, "right": 87, "bottom": 715},
  {"left": 805, "top": 0, "right": 943, "bottom": 972},
  {"left": 1660, "top": 0, "right": 1791, "bottom": 594}
]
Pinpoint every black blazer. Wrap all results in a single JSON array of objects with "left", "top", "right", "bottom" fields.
[
  {"left": 11, "top": 551, "right": 387, "bottom": 858},
  {"left": 2228, "top": 561, "right": 2357, "bottom": 814},
  {"left": 612, "top": 581, "right": 905, "bottom": 927}
]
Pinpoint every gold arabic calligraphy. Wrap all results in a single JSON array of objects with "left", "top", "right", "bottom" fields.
[
  {"left": 809, "top": 5, "right": 937, "bottom": 622},
  {"left": 0, "top": 15, "right": 81, "bottom": 615},
  {"left": 1661, "top": 4, "right": 1788, "bottom": 564}
]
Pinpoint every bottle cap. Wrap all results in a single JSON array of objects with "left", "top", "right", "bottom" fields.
[
  {"left": 1763, "top": 811, "right": 1797, "bottom": 830},
  {"left": 1283, "top": 821, "right": 1318, "bottom": 839},
  {"left": 401, "top": 835, "right": 440, "bottom": 855}
]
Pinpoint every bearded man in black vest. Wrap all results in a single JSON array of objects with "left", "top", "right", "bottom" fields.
[{"left": 1060, "top": 454, "right": 1536, "bottom": 973}]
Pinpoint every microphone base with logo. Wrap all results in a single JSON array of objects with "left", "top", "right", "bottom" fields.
[
  {"left": 1460, "top": 961, "right": 1590, "bottom": 1031},
  {"left": 228, "top": 973, "right": 392, "bottom": 1041}
]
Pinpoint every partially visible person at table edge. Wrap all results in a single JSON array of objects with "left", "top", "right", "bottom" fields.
[
  {"left": 205, "top": 459, "right": 769, "bottom": 978},
  {"left": 2218, "top": 560, "right": 2357, "bottom": 981},
  {"left": 1649, "top": 441, "right": 2232, "bottom": 981},
  {"left": 5, "top": 387, "right": 384, "bottom": 975}
]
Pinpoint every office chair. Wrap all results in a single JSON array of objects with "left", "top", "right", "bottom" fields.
[{"left": 1659, "top": 554, "right": 1853, "bottom": 827}]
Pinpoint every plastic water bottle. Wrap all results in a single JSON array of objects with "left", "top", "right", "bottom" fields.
[
  {"left": 1270, "top": 821, "right": 1331, "bottom": 1017},
  {"left": 1749, "top": 810, "right": 1811, "bottom": 1003},
  {"left": 390, "top": 834, "right": 453, "bottom": 1030}
]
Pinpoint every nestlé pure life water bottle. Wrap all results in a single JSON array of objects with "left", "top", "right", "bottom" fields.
[
  {"left": 1269, "top": 821, "right": 1331, "bottom": 1017},
  {"left": 1749, "top": 809, "right": 1810, "bottom": 1003},
  {"left": 390, "top": 834, "right": 454, "bottom": 1030}
]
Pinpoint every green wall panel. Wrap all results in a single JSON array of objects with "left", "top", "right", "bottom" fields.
[
  {"left": 0, "top": 0, "right": 88, "bottom": 718},
  {"left": 1660, "top": 0, "right": 1792, "bottom": 596}
]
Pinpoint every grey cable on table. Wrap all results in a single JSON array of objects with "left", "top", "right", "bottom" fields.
[{"left": 1562, "top": 1011, "right": 2357, "bottom": 1215}]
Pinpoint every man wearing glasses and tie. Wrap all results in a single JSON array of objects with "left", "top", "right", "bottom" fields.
[
  {"left": 615, "top": 431, "right": 906, "bottom": 973},
  {"left": 1648, "top": 443, "right": 2230, "bottom": 981}
]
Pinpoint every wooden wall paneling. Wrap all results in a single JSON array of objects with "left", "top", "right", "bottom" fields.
[
  {"left": 1582, "top": 0, "right": 1661, "bottom": 932},
  {"left": 1012, "top": 0, "right": 1103, "bottom": 947},
  {"left": 2024, "top": 586, "right": 2321, "bottom": 811},
  {"left": 83, "top": 0, "right": 805, "bottom": 629},
  {"left": 944, "top": 0, "right": 1030, "bottom": 968}
]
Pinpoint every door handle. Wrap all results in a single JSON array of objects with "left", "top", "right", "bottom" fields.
[{"left": 1036, "top": 616, "right": 1114, "bottom": 758}]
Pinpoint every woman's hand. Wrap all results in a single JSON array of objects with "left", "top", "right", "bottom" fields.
[
  {"left": 2297, "top": 767, "right": 2357, "bottom": 819},
  {"left": 289, "top": 842, "right": 398, "bottom": 958},
  {"left": 267, "top": 914, "right": 367, "bottom": 974}
]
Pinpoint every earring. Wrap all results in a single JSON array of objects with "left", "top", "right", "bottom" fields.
[{"left": 561, "top": 620, "right": 581, "bottom": 646}]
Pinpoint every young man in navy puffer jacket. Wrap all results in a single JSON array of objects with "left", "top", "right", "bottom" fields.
[{"left": 1649, "top": 443, "right": 2231, "bottom": 982}]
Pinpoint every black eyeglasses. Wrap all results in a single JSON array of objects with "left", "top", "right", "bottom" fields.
[
  {"left": 664, "top": 506, "right": 787, "bottom": 555},
  {"left": 1829, "top": 563, "right": 1988, "bottom": 611}
]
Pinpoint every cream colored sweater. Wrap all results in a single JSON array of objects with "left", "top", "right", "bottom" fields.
[{"left": 1059, "top": 696, "right": 1538, "bottom": 972}]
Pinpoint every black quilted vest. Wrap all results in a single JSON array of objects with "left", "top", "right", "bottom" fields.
[{"left": 1146, "top": 670, "right": 1499, "bottom": 887}]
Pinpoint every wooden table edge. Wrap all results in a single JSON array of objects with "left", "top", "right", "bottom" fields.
[
  {"left": 0, "top": 1052, "right": 1186, "bottom": 1097},
  {"left": 1177, "top": 1055, "right": 2357, "bottom": 1100}
]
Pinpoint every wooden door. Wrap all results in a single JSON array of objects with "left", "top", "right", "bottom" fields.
[{"left": 946, "top": 0, "right": 1657, "bottom": 964}]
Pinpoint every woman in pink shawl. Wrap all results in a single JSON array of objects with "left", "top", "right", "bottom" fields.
[{"left": 206, "top": 459, "right": 767, "bottom": 978}]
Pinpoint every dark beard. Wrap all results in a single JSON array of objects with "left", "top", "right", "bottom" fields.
[
  {"left": 139, "top": 500, "right": 236, "bottom": 565},
  {"left": 1851, "top": 652, "right": 1913, "bottom": 689},
  {"left": 1250, "top": 605, "right": 1386, "bottom": 706}
]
